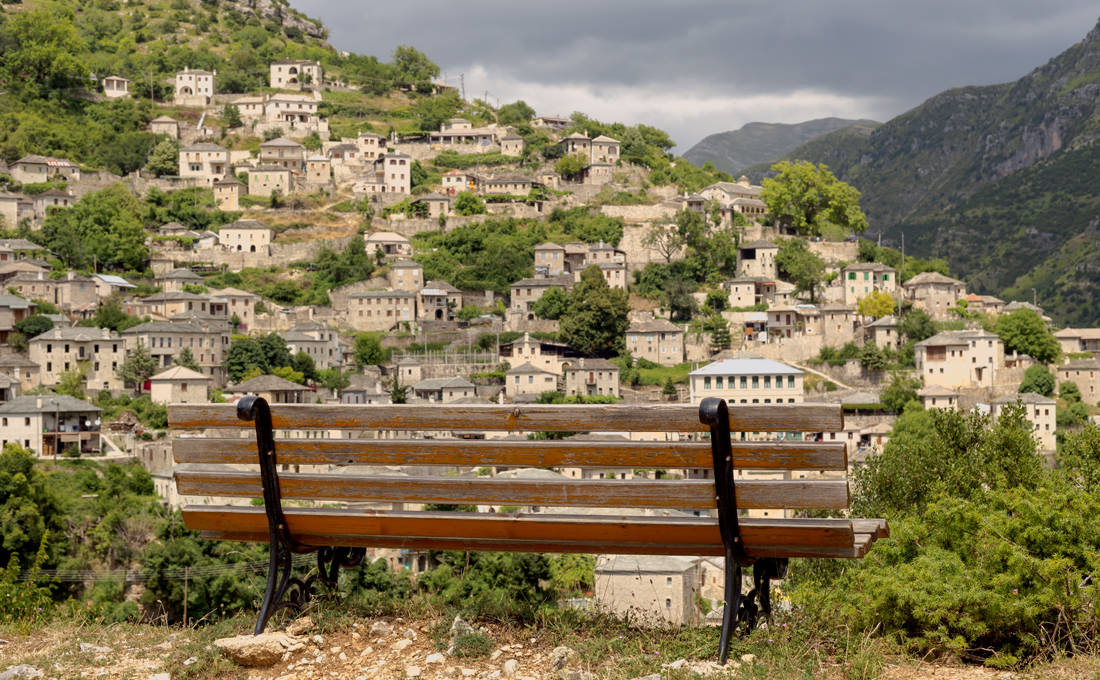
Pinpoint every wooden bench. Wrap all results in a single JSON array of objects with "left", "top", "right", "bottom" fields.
[{"left": 167, "top": 396, "right": 888, "bottom": 664}]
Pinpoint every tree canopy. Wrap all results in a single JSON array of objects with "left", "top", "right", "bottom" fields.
[
  {"left": 761, "top": 161, "right": 868, "bottom": 236},
  {"left": 38, "top": 184, "right": 147, "bottom": 270},
  {"left": 993, "top": 309, "right": 1060, "bottom": 363},
  {"left": 775, "top": 238, "right": 826, "bottom": 303},
  {"left": 558, "top": 266, "right": 630, "bottom": 357},
  {"left": 0, "top": 8, "right": 89, "bottom": 101}
]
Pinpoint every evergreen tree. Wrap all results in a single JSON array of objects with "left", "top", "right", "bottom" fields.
[
  {"left": 173, "top": 348, "right": 201, "bottom": 372},
  {"left": 117, "top": 341, "right": 157, "bottom": 394},
  {"left": 558, "top": 266, "right": 630, "bottom": 358}
]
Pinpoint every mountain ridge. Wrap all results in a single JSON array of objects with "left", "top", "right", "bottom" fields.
[{"left": 682, "top": 117, "right": 879, "bottom": 175}]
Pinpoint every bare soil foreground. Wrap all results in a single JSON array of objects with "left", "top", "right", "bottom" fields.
[{"left": 2, "top": 617, "right": 1098, "bottom": 680}]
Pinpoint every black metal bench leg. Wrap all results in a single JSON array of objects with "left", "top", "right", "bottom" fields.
[{"left": 718, "top": 549, "right": 742, "bottom": 665}]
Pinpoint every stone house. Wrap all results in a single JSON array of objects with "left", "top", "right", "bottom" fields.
[
  {"left": 354, "top": 153, "right": 412, "bottom": 196},
  {"left": 820, "top": 303, "right": 859, "bottom": 345},
  {"left": 865, "top": 315, "right": 900, "bottom": 349},
  {"left": 213, "top": 177, "right": 243, "bottom": 211},
  {"left": 590, "top": 135, "right": 620, "bottom": 164},
  {"left": 590, "top": 261, "right": 627, "bottom": 289},
  {"left": 101, "top": 75, "right": 129, "bottom": 99},
  {"left": 0, "top": 354, "right": 40, "bottom": 392},
  {"left": 270, "top": 60, "right": 323, "bottom": 90},
  {"left": 149, "top": 366, "right": 211, "bottom": 405},
  {"left": 208, "top": 287, "right": 258, "bottom": 332},
  {"left": 157, "top": 268, "right": 203, "bottom": 293},
  {"left": 149, "top": 115, "right": 179, "bottom": 139},
  {"left": 506, "top": 362, "right": 559, "bottom": 399},
  {"left": 265, "top": 94, "right": 320, "bottom": 126},
  {"left": 232, "top": 95, "right": 266, "bottom": 120},
  {"left": 259, "top": 138, "right": 306, "bottom": 173},
  {"left": 1054, "top": 328, "right": 1100, "bottom": 356},
  {"left": 842, "top": 262, "right": 897, "bottom": 306},
  {"left": 915, "top": 329, "right": 1003, "bottom": 388},
  {"left": 532, "top": 115, "right": 569, "bottom": 131},
  {"left": 594, "top": 555, "right": 700, "bottom": 626},
  {"left": 561, "top": 132, "right": 591, "bottom": 158},
  {"left": 1056, "top": 359, "right": 1100, "bottom": 404},
  {"left": 688, "top": 358, "right": 803, "bottom": 405},
  {"left": 0, "top": 394, "right": 101, "bottom": 457},
  {"left": 282, "top": 322, "right": 341, "bottom": 370},
  {"left": 482, "top": 174, "right": 538, "bottom": 196},
  {"left": 418, "top": 280, "right": 462, "bottom": 321},
  {"left": 562, "top": 358, "right": 620, "bottom": 398},
  {"left": 179, "top": 143, "right": 228, "bottom": 185},
  {"left": 499, "top": 333, "right": 577, "bottom": 376},
  {"left": 902, "top": 272, "right": 967, "bottom": 320},
  {"left": 304, "top": 156, "right": 331, "bottom": 187},
  {"left": 388, "top": 260, "right": 424, "bottom": 292},
  {"left": 582, "top": 163, "right": 614, "bottom": 185},
  {"left": 4, "top": 271, "right": 54, "bottom": 304},
  {"left": 29, "top": 327, "right": 125, "bottom": 392},
  {"left": 174, "top": 68, "right": 215, "bottom": 106},
  {"left": 356, "top": 132, "right": 385, "bottom": 161},
  {"left": 500, "top": 134, "right": 525, "bottom": 157},
  {"left": 0, "top": 294, "right": 35, "bottom": 343},
  {"left": 442, "top": 170, "right": 479, "bottom": 194},
  {"left": 625, "top": 319, "right": 684, "bottom": 366},
  {"left": 125, "top": 291, "right": 225, "bottom": 321},
  {"left": 429, "top": 119, "right": 498, "bottom": 146},
  {"left": 0, "top": 239, "right": 49, "bottom": 262},
  {"left": 534, "top": 243, "right": 567, "bottom": 276},
  {"left": 10, "top": 155, "right": 80, "bottom": 184},
  {"left": 509, "top": 273, "right": 573, "bottom": 320},
  {"left": 230, "top": 374, "right": 311, "bottom": 404},
  {"left": 220, "top": 220, "right": 273, "bottom": 254},
  {"left": 32, "top": 190, "right": 74, "bottom": 221},
  {"left": 347, "top": 290, "right": 417, "bottom": 331},
  {"left": 990, "top": 392, "right": 1056, "bottom": 453},
  {"left": 122, "top": 320, "right": 230, "bottom": 386},
  {"left": 737, "top": 240, "right": 778, "bottom": 279},
  {"left": 365, "top": 231, "right": 411, "bottom": 258},
  {"left": 341, "top": 373, "right": 391, "bottom": 405},
  {"left": 965, "top": 293, "right": 1006, "bottom": 316},
  {"left": 93, "top": 274, "right": 136, "bottom": 299},
  {"left": 52, "top": 273, "right": 98, "bottom": 313},
  {"left": 411, "top": 376, "right": 477, "bottom": 403},
  {"left": 918, "top": 385, "right": 959, "bottom": 410},
  {"left": 722, "top": 276, "right": 777, "bottom": 308},
  {"left": 247, "top": 166, "right": 293, "bottom": 198},
  {"left": 410, "top": 194, "right": 451, "bottom": 218}
]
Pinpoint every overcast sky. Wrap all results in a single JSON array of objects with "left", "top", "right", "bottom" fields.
[{"left": 292, "top": 1, "right": 1099, "bottom": 152}]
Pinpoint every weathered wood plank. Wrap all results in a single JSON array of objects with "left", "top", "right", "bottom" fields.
[
  {"left": 174, "top": 471, "right": 849, "bottom": 510},
  {"left": 183, "top": 506, "right": 868, "bottom": 558},
  {"left": 172, "top": 437, "right": 847, "bottom": 470},
  {"left": 167, "top": 403, "right": 843, "bottom": 433}
]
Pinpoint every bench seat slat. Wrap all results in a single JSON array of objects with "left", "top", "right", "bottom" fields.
[
  {"left": 183, "top": 506, "right": 872, "bottom": 558},
  {"left": 175, "top": 471, "right": 850, "bottom": 510},
  {"left": 172, "top": 438, "right": 848, "bottom": 470},
  {"left": 168, "top": 403, "right": 843, "bottom": 433}
]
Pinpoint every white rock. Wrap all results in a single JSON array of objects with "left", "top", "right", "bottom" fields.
[
  {"left": 182, "top": 657, "right": 198, "bottom": 667},
  {"left": 149, "top": 674, "right": 171, "bottom": 680},
  {"left": 664, "top": 659, "right": 686, "bottom": 669},
  {"left": 359, "top": 646, "right": 374, "bottom": 657},
  {"left": 502, "top": 659, "right": 518, "bottom": 677},
  {"left": 425, "top": 653, "right": 445, "bottom": 665},
  {"left": 406, "top": 665, "right": 422, "bottom": 678},
  {"left": 339, "top": 652, "right": 347, "bottom": 661},
  {"left": 285, "top": 617, "right": 313, "bottom": 636},
  {"left": 461, "top": 669, "right": 476, "bottom": 677},
  {"left": 403, "top": 629, "right": 418, "bottom": 641},
  {"left": 79, "top": 643, "right": 111, "bottom": 654},
  {"left": 488, "top": 672, "right": 501, "bottom": 680},
  {"left": 490, "top": 650, "right": 502, "bottom": 661},
  {"left": 371, "top": 621, "right": 394, "bottom": 636},
  {"left": 351, "top": 632, "right": 361, "bottom": 641},
  {"left": 451, "top": 615, "right": 475, "bottom": 639},
  {"left": 213, "top": 633, "right": 304, "bottom": 668},
  {"left": 549, "top": 647, "right": 577, "bottom": 670},
  {"left": 311, "top": 635, "right": 325, "bottom": 646},
  {"left": 626, "top": 675, "right": 660, "bottom": 680},
  {"left": 0, "top": 667, "right": 43, "bottom": 680},
  {"left": 392, "top": 639, "right": 414, "bottom": 652},
  {"left": 740, "top": 653, "right": 756, "bottom": 664}
]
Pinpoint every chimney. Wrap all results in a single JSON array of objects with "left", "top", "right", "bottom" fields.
[{"left": 36, "top": 397, "right": 42, "bottom": 409}]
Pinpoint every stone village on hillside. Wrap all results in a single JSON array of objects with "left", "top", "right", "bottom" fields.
[{"left": 1, "top": 57, "right": 1098, "bottom": 627}]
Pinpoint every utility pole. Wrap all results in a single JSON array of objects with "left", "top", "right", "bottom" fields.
[
  {"left": 183, "top": 566, "right": 189, "bottom": 627},
  {"left": 460, "top": 73, "right": 465, "bottom": 102}
]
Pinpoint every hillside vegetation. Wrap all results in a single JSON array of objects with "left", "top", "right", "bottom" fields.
[{"left": 737, "top": 18, "right": 1100, "bottom": 325}]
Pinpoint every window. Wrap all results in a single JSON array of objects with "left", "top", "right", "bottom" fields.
[
  {"left": 764, "top": 376, "right": 771, "bottom": 388},
  {"left": 704, "top": 376, "right": 711, "bottom": 389},
  {"left": 788, "top": 376, "right": 795, "bottom": 388},
  {"left": 665, "top": 599, "right": 671, "bottom": 609},
  {"left": 715, "top": 376, "right": 723, "bottom": 389},
  {"left": 740, "top": 376, "right": 747, "bottom": 389},
  {"left": 666, "top": 577, "right": 672, "bottom": 586},
  {"left": 752, "top": 376, "right": 759, "bottom": 388}
]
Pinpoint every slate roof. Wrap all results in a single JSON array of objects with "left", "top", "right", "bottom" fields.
[
  {"left": 0, "top": 394, "right": 99, "bottom": 415},
  {"left": 690, "top": 358, "right": 802, "bottom": 376},
  {"left": 151, "top": 366, "right": 210, "bottom": 382},
  {"left": 232, "top": 375, "right": 308, "bottom": 392}
]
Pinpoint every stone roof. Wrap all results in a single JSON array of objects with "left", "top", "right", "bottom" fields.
[
  {"left": 597, "top": 555, "right": 697, "bottom": 574},
  {"left": 845, "top": 262, "right": 895, "bottom": 272},
  {"left": 1058, "top": 358, "right": 1100, "bottom": 371},
  {"left": 260, "top": 137, "right": 305, "bottom": 149},
  {"left": 867, "top": 315, "right": 898, "bottom": 328},
  {"left": 691, "top": 358, "right": 802, "bottom": 376},
  {"left": 349, "top": 290, "right": 416, "bottom": 299},
  {"left": 534, "top": 242, "right": 565, "bottom": 251},
  {"left": 151, "top": 366, "right": 210, "bottom": 382},
  {"left": 740, "top": 239, "right": 777, "bottom": 249},
  {"left": 915, "top": 329, "right": 997, "bottom": 348},
  {"left": 232, "top": 375, "right": 308, "bottom": 392},
  {"left": 0, "top": 394, "right": 99, "bottom": 415},
  {"left": 390, "top": 260, "right": 421, "bottom": 269},
  {"left": 627, "top": 319, "right": 682, "bottom": 334},
  {"left": 0, "top": 294, "right": 34, "bottom": 309},
  {"left": 412, "top": 377, "right": 475, "bottom": 390},
  {"left": 506, "top": 362, "right": 557, "bottom": 376},
  {"left": 0, "top": 354, "right": 38, "bottom": 368},
  {"left": 590, "top": 135, "right": 619, "bottom": 143},
  {"left": 222, "top": 219, "right": 272, "bottom": 232},
  {"left": 159, "top": 269, "right": 203, "bottom": 280},
  {"left": 123, "top": 320, "right": 220, "bottom": 335},
  {"left": 423, "top": 280, "right": 460, "bottom": 293},
  {"left": 180, "top": 143, "right": 225, "bottom": 152},
  {"left": 918, "top": 385, "right": 958, "bottom": 397},
  {"left": 31, "top": 327, "right": 118, "bottom": 342},
  {"left": 991, "top": 392, "right": 1055, "bottom": 405},
  {"left": 563, "top": 358, "right": 619, "bottom": 371},
  {"left": 150, "top": 115, "right": 177, "bottom": 123},
  {"left": 903, "top": 272, "right": 963, "bottom": 287},
  {"left": 511, "top": 274, "right": 572, "bottom": 288}
]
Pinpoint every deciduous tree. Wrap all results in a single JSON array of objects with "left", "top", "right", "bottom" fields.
[
  {"left": 761, "top": 160, "right": 868, "bottom": 236},
  {"left": 858, "top": 290, "right": 896, "bottom": 319},
  {"left": 993, "top": 309, "right": 1060, "bottom": 363},
  {"left": 117, "top": 341, "right": 157, "bottom": 395},
  {"left": 558, "top": 266, "right": 630, "bottom": 357},
  {"left": 775, "top": 238, "right": 826, "bottom": 303}
]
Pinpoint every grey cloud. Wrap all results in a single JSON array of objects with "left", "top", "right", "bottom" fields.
[{"left": 291, "top": 0, "right": 1098, "bottom": 146}]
